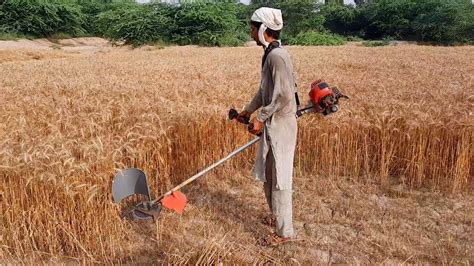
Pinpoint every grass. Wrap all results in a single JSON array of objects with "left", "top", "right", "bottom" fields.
[
  {"left": 0, "top": 44, "right": 473, "bottom": 263},
  {"left": 0, "top": 32, "right": 34, "bottom": 41},
  {"left": 288, "top": 31, "right": 347, "bottom": 46},
  {"left": 362, "top": 37, "right": 395, "bottom": 47}
]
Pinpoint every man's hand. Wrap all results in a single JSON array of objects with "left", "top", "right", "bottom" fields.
[
  {"left": 236, "top": 110, "right": 251, "bottom": 124},
  {"left": 249, "top": 117, "right": 263, "bottom": 135}
]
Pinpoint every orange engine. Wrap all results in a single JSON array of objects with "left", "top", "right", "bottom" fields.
[{"left": 308, "top": 79, "right": 348, "bottom": 115}]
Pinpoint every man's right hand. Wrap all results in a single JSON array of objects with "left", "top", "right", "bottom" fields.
[{"left": 236, "top": 110, "right": 251, "bottom": 124}]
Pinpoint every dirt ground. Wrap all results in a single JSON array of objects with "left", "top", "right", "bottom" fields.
[
  {"left": 1, "top": 38, "right": 472, "bottom": 264},
  {"left": 0, "top": 37, "right": 108, "bottom": 51},
  {"left": 125, "top": 172, "right": 473, "bottom": 264},
  {"left": 0, "top": 37, "right": 140, "bottom": 63}
]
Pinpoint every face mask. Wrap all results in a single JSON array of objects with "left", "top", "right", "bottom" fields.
[{"left": 258, "top": 24, "right": 269, "bottom": 48}]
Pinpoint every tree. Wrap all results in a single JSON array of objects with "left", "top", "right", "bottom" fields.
[
  {"left": 325, "top": 0, "right": 344, "bottom": 5},
  {"left": 354, "top": 0, "right": 366, "bottom": 5}
]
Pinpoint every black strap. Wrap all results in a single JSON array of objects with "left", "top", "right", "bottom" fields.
[
  {"left": 295, "top": 85, "right": 300, "bottom": 106},
  {"left": 261, "top": 41, "right": 280, "bottom": 69},
  {"left": 261, "top": 41, "right": 300, "bottom": 106}
]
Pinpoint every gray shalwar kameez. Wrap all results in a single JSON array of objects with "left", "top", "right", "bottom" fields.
[{"left": 245, "top": 47, "right": 297, "bottom": 238}]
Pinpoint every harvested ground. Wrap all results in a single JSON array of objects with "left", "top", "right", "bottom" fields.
[
  {"left": 0, "top": 41, "right": 473, "bottom": 263},
  {"left": 0, "top": 37, "right": 109, "bottom": 50},
  {"left": 0, "top": 37, "right": 118, "bottom": 63},
  {"left": 150, "top": 174, "right": 473, "bottom": 264},
  {"left": 0, "top": 49, "right": 74, "bottom": 63}
]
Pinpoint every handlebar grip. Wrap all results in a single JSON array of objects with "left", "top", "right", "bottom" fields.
[
  {"left": 228, "top": 108, "right": 238, "bottom": 120},
  {"left": 228, "top": 108, "right": 250, "bottom": 124}
]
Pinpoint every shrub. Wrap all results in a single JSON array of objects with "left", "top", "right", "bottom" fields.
[
  {"left": 411, "top": 0, "right": 474, "bottom": 44},
  {"left": 76, "top": 0, "right": 136, "bottom": 36},
  {"left": 1, "top": 0, "right": 472, "bottom": 46},
  {"left": 318, "top": 0, "right": 474, "bottom": 44},
  {"left": 249, "top": 1, "right": 326, "bottom": 41},
  {"left": 171, "top": 3, "right": 246, "bottom": 47},
  {"left": 359, "top": 0, "right": 473, "bottom": 44},
  {"left": 362, "top": 37, "right": 394, "bottom": 47},
  {"left": 0, "top": 0, "right": 85, "bottom": 37},
  {"left": 288, "top": 30, "right": 346, "bottom": 46},
  {"left": 320, "top": 4, "right": 363, "bottom": 37},
  {"left": 274, "top": 1, "right": 326, "bottom": 38},
  {"left": 0, "top": 31, "right": 34, "bottom": 40},
  {"left": 346, "top": 35, "right": 364, "bottom": 41},
  {"left": 95, "top": 3, "right": 174, "bottom": 46}
]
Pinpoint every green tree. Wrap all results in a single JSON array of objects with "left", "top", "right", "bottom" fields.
[
  {"left": 171, "top": 3, "right": 246, "bottom": 46},
  {"left": 326, "top": 0, "right": 344, "bottom": 5},
  {"left": 321, "top": 4, "right": 362, "bottom": 36},
  {"left": 96, "top": 3, "right": 174, "bottom": 45},
  {"left": 249, "top": 0, "right": 325, "bottom": 41},
  {"left": 0, "top": 0, "right": 85, "bottom": 37}
]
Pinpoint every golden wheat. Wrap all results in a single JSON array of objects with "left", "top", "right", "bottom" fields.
[{"left": 0, "top": 44, "right": 472, "bottom": 263}]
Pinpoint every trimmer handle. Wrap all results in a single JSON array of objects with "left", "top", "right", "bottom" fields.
[
  {"left": 229, "top": 108, "right": 261, "bottom": 136},
  {"left": 228, "top": 108, "right": 250, "bottom": 124}
]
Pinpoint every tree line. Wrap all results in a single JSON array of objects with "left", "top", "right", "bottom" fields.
[{"left": 0, "top": 0, "right": 472, "bottom": 46}]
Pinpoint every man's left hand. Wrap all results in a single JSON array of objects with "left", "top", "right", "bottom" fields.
[{"left": 249, "top": 117, "right": 263, "bottom": 135}]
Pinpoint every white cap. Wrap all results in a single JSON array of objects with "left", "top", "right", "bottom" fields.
[{"left": 251, "top": 7, "right": 283, "bottom": 31}]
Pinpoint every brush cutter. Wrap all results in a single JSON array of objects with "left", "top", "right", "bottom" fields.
[{"left": 111, "top": 80, "right": 348, "bottom": 221}]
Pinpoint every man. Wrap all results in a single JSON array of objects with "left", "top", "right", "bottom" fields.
[{"left": 237, "top": 7, "right": 298, "bottom": 246}]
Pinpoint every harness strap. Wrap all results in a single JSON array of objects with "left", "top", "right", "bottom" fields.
[{"left": 262, "top": 41, "right": 300, "bottom": 107}]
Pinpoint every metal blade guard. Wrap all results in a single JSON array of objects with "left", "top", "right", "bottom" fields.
[{"left": 112, "top": 168, "right": 151, "bottom": 203}]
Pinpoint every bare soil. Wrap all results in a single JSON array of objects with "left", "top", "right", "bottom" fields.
[
  {"left": 129, "top": 173, "right": 473, "bottom": 264},
  {"left": 0, "top": 37, "right": 116, "bottom": 63}
]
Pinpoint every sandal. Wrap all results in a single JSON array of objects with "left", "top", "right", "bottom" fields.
[
  {"left": 261, "top": 215, "right": 276, "bottom": 227},
  {"left": 258, "top": 232, "right": 292, "bottom": 247}
]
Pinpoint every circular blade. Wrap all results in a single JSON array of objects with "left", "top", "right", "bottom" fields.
[
  {"left": 130, "top": 204, "right": 162, "bottom": 221},
  {"left": 112, "top": 168, "right": 151, "bottom": 203}
]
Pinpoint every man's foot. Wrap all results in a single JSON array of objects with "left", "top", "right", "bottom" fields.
[
  {"left": 258, "top": 232, "right": 292, "bottom": 247},
  {"left": 261, "top": 214, "right": 276, "bottom": 227}
]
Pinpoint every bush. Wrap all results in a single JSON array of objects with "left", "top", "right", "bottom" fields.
[
  {"left": 249, "top": 1, "right": 326, "bottom": 42},
  {"left": 359, "top": 0, "right": 473, "bottom": 44},
  {"left": 288, "top": 30, "right": 346, "bottom": 46},
  {"left": 95, "top": 3, "right": 174, "bottom": 46},
  {"left": 362, "top": 37, "right": 394, "bottom": 47},
  {"left": 0, "top": 31, "right": 34, "bottom": 40},
  {"left": 320, "top": 4, "right": 363, "bottom": 37},
  {"left": 411, "top": 0, "right": 474, "bottom": 44},
  {"left": 274, "top": 1, "right": 326, "bottom": 38},
  {"left": 76, "top": 1, "right": 108, "bottom": 36},
  {"left": 94, "top": 2, "right": 247, "bottom": 47},
  {"left": 346, "top": 35, "right": 364, "bottom": 41},
  {"left": 171, "top": 3, "right": 246, "bottom": 47},
  {"left": 318, "top": 0, "right": 473, "bottom": 44},
  {"left": 76, "top": 0, "right": 136, "bottom": 36},
  {"left": 0, "top": 0, "right": 85, "bottom": 37},
  {"left": 359, "top": 0, "right": 415, "bottom": 40},
  {"left": 0, "top": 0, "right": 472, "bottom": 46}
]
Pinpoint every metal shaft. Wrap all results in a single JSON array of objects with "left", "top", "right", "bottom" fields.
[
  {"left": 152, "top": 137, "right": 260, "bottom": 204},
  {"left": 151, "top": 105, "right": 320, "bottom": 206}
]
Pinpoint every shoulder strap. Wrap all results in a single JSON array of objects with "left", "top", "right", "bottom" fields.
[
  {"left": 261, "top": 41, "right": 280, "bottom": 69},
  {"left": 261, "top": 41, "right": 300, "bottom": 107}
]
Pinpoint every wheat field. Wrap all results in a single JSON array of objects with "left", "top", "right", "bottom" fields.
[{"left": 1, "top": 44, "right": 473, "bottom": 263}]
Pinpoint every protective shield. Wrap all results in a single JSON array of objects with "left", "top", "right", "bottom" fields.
[{"left": 112, "top": 168, "right": 152, "bottom": 203}]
